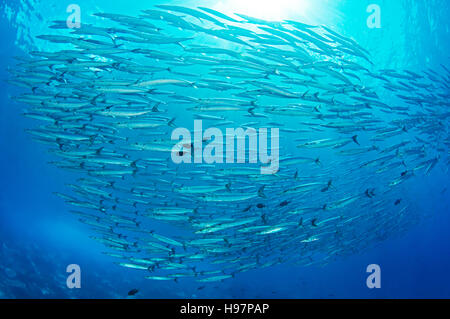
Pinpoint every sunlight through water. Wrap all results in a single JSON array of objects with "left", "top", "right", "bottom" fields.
[{"left": 214, "top": 0, "right": 311, "bottom": 21}]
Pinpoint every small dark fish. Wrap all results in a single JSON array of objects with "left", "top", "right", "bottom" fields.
[
  {"left": 128, "top": 289, "right": 139, "bottom": 296},
  {"left": 280, "top": 200, "right": 289, "bottom": 207},
  {"left": 394, "top": 199, "right": 402, "bottom": 206},
  {"left": 257, "top": 203, "right": 265, "bottom": 209}
]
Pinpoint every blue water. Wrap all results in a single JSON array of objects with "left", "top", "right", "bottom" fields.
[{"left": 0, "top": 0, "right": 449, "bottom": 299}]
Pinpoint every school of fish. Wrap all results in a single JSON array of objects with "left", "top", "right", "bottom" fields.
[{"left": 8, "top": 5, "right": 450, "bottom": 283}]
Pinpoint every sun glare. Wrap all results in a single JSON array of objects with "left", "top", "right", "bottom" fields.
[{"left": 214, "top": 0, "right": 310, "bottom": 21}]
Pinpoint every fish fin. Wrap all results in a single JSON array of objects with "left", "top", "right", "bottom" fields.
[
  {"left": 258, "top": 185, "right": 266, "bottom": 198},
  {"left": 168, "top": 117, "right": 176, "bottom": 127}
]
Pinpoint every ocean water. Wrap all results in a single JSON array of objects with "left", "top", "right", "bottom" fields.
[{"left": 0, "top": 0, "right": 449, "bottom": 299}]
